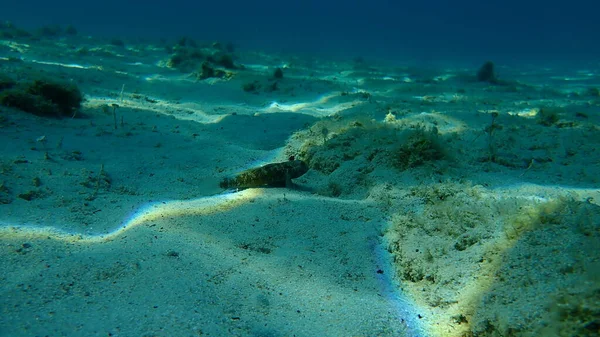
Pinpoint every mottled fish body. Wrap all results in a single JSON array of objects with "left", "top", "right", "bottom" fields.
[{"left": 219, "top": 160, "right": 308, "bottom": 189}]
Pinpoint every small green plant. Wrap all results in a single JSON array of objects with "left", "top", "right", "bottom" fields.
[
  {"left": 393, "top": 126, "right": 445, "bottom": 170},
  {"left": 484, "top": 112, "right": 502, "bottom": 162},
  {"left": 166, "top": 46, "right": 205, "bottom": 72},
  {"left": 242, "top": 81, "right": 260, "bottom": 93},
  {"left": 81, "top": 164, "right": 112, "bottom": 200},
  {"left": 196, "top": 62, "right": 230, "bottom": 80},
  {"left": 213, "top": 53, "right": 235, "bottom": 69},
  {"left": 537, "top": 107, "right": 560, "bottom": 126},
  {"left": 18, "top": 189, "right": 43, "bottom": 201}
]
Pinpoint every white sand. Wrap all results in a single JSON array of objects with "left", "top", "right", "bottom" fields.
[{"left": 1, "top": 34, "right": 599, "bottom": 337}]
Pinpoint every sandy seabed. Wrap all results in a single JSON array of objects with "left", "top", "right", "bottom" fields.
[{"left": 1, "top": 32, "right": 599, "bottom": 337}]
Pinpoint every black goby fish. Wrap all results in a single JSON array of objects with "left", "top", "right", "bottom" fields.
[{"left": 219, "top": 160, "right": 308, "bottom": 189}]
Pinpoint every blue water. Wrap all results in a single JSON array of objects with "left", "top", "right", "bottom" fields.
[{"left": 3, "top": 0, "right": 599, "bottom": 65}]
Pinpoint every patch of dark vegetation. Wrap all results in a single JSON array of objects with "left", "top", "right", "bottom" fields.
[
  {"left": 241, "top": 73, "right": 285, "bottom": 94},
  {"left": 297, "top": 120, "right": 451, "bottom": 183},
  {"left": 109, "top": 38, "right": 125, "bottom": 48},
  {"left": 195, "top": 61, "right": 232, "bottom": 80},
  {"left": 477, "top": 61, "right": 498, "bottom": 84},
  {"left": 0, "top": 78, "right": 83, "bottom": 118},
  {"left": 340, "top": 90, "right": 372, "bottom": 101},
  {"left": 1, "top": 22, "right": 79, "bottom": 40},
  {"left": 273, "top": 67, "right": 284, "bottom": 79},
  {"left": 17, "top": 189, "right": 45, "bottom": 201},
  {"left": 0, "top": 21, "right": 32, "bottom": 39},
  {"left": 36, "top": 24, "right": 63, "bottom": 38},
  {"left": 166, "top": 39, "right": 240, "bottom": 77},
  {"left": 166, "top": 46, "right": 206, "bottom": 72},
  {"left": 242, "top": 81, "right": 261, "bottom": 93},
  {"left": 238, "top": 242, "right": 273, "bottom": 254},
  {"left": 207, "top": 53, "right": 236, "bottom": 69},
  {"left": 537, "top": 107, "right": 561, "bottom": 127},
  {"left": 393, "top": 127, "right": 446, "bottom": 170}
]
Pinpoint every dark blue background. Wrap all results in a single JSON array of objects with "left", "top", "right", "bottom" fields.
[{"left": 3, "top": 0, "right": 598, "bottom": 64}]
